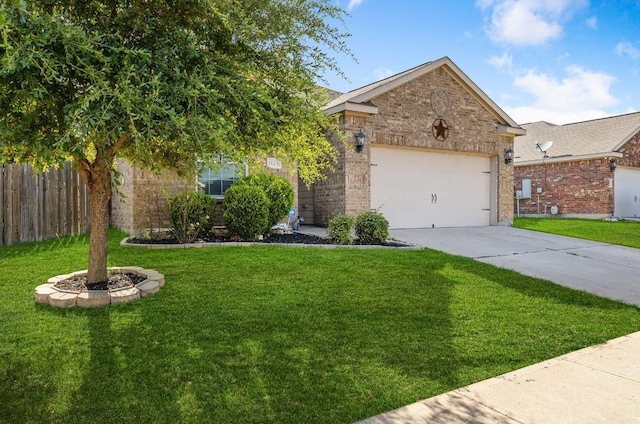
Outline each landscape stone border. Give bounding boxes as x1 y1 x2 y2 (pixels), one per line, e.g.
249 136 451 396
34 267 165 309
120 237 420 250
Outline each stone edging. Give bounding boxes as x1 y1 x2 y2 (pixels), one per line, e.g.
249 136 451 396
120 237 420 250
34 267 164 309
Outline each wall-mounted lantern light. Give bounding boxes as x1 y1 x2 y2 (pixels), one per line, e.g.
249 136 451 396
504 148 514 165
355 130 366 153
610 158 618 172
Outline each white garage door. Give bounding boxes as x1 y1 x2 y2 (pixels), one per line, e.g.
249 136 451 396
615 167 640 218
370 147 491 229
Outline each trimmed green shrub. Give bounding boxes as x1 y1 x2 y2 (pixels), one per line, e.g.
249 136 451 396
223 184 269 239
355 211 389 245
169 192 217 243
239 174 294 227
328 214 355 245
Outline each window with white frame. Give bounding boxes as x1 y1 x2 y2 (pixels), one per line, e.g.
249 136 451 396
198 158 247 197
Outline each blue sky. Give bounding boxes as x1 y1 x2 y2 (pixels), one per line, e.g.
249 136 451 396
322 0 640 125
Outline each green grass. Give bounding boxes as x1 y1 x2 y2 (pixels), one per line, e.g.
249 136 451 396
1 230 639 423
514 217 640 248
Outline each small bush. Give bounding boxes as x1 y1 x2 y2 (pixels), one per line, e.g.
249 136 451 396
169 192 216 243
355 211 389 245
328 214 355 245
239 174 294 227
223 184 269 239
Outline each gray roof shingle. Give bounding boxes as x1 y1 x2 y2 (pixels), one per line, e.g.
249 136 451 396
515 112 640 163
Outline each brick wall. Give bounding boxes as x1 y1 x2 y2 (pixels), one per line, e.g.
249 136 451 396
618 131 640 168
111 160 192 234
314 66 516 226
313 131 347 225
112 158 298 234
514 159 614 216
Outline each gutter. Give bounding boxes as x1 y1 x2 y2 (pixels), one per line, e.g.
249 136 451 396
515 151 624 166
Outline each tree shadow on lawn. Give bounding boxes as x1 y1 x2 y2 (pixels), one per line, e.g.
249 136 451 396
6 244 637 423
439 252 640 366
11 248 460 423
108 248 464 423
63 306 190 423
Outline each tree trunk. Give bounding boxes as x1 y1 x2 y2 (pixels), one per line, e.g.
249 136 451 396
79 159 113 284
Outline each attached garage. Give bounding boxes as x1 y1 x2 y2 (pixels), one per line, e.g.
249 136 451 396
615 167 640 218
370 146 492 228
311 57 524 228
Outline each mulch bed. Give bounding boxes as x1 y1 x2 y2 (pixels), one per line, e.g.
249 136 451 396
126 232 410 247
54 272 147 292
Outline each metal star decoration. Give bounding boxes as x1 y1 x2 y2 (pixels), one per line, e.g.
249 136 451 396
432 119 449 141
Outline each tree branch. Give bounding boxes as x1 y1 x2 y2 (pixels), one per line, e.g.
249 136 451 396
74 157 92 188
111 133 131 157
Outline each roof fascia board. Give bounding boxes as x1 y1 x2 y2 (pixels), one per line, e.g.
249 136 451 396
324 101 379 116
612 127 640 151
441 63 520 128
515 151 624 166
325 102 378 115
347 59 443 104
498 124 526 136
345 56 520 129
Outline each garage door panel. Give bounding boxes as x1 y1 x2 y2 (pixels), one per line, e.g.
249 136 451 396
371 147 491 229
615 167 640 218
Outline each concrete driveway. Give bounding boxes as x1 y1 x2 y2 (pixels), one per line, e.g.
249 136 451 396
390 226 640 308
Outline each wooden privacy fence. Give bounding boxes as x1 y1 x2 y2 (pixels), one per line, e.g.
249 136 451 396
0 162 90 246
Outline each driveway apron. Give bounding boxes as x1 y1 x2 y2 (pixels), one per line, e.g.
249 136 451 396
390 226 640 308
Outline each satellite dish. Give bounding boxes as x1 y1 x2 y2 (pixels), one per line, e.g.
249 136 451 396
536 141 554 157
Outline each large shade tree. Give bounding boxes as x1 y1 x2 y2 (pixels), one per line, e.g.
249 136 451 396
0 0 349 283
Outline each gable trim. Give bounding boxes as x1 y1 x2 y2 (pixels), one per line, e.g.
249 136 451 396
612 127 640 152
324 56 521 129
324 101 379 116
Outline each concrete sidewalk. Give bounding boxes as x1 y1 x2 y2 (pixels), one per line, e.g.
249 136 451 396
358 331 640 424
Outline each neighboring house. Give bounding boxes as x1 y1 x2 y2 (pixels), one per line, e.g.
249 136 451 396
299 56 525 229
513 112 640 219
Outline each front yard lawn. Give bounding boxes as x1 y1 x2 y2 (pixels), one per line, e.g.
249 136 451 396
514 217 640 248
1 229 639 423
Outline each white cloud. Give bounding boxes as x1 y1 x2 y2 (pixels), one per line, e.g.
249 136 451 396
586 16 597 29
373 66 394 81
487 53 513 71
347 0 363 11
507 65 618 124
478 0 587 46
616 41 640 60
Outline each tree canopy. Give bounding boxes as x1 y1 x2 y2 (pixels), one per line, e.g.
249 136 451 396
0 0 350 282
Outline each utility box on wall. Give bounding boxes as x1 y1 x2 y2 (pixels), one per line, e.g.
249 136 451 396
522 179 532 199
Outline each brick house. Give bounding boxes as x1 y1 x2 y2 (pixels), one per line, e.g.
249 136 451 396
300 57 524 228
111 56 524 233
513 112 640 219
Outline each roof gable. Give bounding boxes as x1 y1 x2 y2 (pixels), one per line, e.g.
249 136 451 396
515 112 640 164
324 56 522 134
